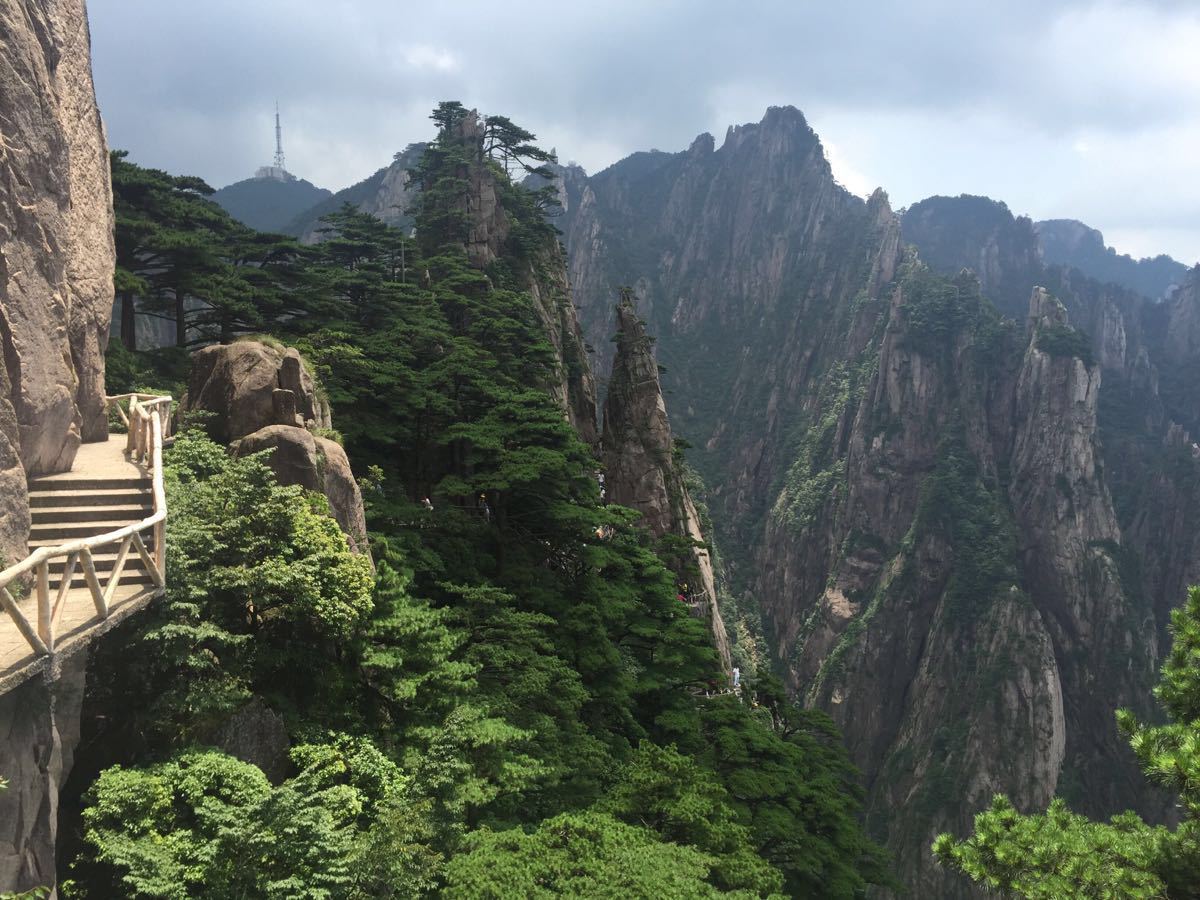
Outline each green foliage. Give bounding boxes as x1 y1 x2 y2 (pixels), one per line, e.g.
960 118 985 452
693 680 896 898
914 428 1020 622
935 586 1200 895
443 811 744 899
96 428 373 747
79 103 891 899
898 263 988 359
600 743 786 894
111 151 307 349
933 797 1170 899
75 743 398 899
1036 323 1095 367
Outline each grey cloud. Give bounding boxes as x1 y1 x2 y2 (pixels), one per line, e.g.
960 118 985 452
87 0 1199 263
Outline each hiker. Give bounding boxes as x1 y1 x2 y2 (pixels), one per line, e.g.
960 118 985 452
732 667 741 688
422 497 434 511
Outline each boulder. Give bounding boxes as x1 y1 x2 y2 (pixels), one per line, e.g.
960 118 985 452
233 426 369 557
210 698 291 784
181 342 330 443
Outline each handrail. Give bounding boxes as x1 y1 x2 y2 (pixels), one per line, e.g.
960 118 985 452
0 394 171 659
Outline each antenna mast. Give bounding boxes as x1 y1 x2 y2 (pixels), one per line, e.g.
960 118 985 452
273 101 286 170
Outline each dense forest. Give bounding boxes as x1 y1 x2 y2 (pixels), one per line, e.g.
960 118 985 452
21 100 1200 900
60 104 899 898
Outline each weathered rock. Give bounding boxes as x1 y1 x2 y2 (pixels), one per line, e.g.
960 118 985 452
0 344 29 569
439 111 598 446
0 3 112 894
180 341 331 443
291 143 425 245
232 425 369 556
603 291 732 673
558 111 1189 894
210 697 291 784
313 436 369 555
0 0 115 576
0 653 86 894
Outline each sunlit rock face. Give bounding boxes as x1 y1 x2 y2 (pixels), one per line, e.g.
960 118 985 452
560 107 1193 895
602 293 732 672
0 0 115 568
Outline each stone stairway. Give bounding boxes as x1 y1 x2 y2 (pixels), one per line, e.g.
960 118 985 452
27 474 155 592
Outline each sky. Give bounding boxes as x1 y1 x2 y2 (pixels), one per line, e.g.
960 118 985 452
88 0 1199 265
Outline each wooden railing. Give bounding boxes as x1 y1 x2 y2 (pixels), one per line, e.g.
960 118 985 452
0 394 171 657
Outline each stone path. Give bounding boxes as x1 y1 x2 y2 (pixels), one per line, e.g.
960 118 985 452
0 436 162 692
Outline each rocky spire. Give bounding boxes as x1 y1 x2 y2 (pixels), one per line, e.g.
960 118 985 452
602 290 732 672
449 110 599 446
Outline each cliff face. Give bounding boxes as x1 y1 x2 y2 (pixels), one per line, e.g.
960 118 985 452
602 292 732 671
0 4 115 891
901 195 1043 317
0 0 114 565
445 112 598 447
560 108 1188 896
286 143 425 244
561 107 899 543
0 655 86 891
1035 218 1190 301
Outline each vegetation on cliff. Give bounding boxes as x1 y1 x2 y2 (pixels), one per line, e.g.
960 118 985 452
935 586 1200 896
73 105 891 897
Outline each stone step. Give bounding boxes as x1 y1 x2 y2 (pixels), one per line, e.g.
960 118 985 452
47 552 149 573
28 487 151 508
49 567 154 590
51 571 152 592
27 475 150 492
29 519 148 542
30 504 152 525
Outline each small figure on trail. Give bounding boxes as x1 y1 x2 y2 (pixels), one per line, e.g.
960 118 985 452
479 494 492 521
732 667 741 688
422 497 434 511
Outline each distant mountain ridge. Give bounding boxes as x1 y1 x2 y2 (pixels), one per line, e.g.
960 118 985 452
211 176 331 234
1035 218 1190 300
283 143 426 242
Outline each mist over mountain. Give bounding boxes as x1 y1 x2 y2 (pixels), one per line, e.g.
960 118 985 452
1035 218 1191 301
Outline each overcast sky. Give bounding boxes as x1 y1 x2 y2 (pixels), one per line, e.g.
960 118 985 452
88 0 1198 264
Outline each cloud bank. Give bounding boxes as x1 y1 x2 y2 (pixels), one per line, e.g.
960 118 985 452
88 0 1199 263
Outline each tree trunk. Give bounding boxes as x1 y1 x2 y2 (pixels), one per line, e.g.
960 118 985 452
119 291 137 350
174 284 186 347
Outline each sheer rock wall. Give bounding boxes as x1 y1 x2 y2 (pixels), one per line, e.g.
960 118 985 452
0 0 114 565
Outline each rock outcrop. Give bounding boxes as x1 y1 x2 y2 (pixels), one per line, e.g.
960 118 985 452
287 143 425 244
1035 218 1189 301
232 425 369 556
602 291 732 672
182 341 368 556
435 111 598 447
0 0 115 565
901 195 1043 317
558 107 1193 896
0 654 86 892
180 341 332 443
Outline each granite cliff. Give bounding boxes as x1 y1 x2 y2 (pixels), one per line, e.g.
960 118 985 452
602 290 732 673
285 143 425 244
558 107 1192 895
0 0 113 891
0 0 114 564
